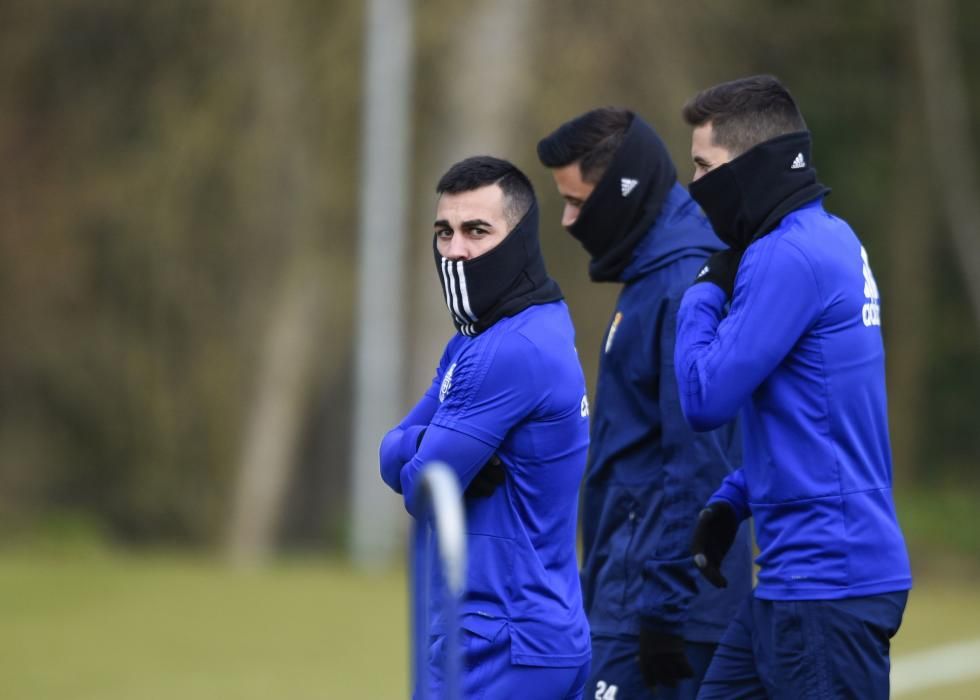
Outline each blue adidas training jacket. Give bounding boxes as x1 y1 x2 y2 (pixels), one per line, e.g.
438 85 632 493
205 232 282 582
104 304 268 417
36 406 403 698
581 183 752 642
380 300 591 667
675 199 912 600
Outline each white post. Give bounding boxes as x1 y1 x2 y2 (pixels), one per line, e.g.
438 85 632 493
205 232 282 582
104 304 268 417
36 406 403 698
350 0 414 568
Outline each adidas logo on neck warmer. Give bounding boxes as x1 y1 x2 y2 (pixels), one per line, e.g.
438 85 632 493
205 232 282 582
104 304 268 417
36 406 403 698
620 177 639 196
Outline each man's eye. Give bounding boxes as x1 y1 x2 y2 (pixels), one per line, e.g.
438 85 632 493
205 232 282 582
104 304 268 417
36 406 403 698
436 229 452 238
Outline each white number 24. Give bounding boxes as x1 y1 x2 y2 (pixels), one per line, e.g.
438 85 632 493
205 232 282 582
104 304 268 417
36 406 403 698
594 680 618 700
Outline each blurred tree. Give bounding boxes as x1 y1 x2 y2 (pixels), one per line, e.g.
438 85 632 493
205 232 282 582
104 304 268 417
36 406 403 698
913 0 980 328
883 76 932 484
0 0 976 553
407 0 542 402
0 1 260 540
0 0 359 544
224 0 330 564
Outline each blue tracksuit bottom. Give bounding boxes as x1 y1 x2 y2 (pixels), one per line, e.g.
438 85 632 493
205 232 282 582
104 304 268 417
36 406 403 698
419 626 590 699
697 591 908 699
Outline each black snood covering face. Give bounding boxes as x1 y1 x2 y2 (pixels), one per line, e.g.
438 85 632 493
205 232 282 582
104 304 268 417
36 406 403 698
687 131 830 251
433 201 562 336
567 116 677 282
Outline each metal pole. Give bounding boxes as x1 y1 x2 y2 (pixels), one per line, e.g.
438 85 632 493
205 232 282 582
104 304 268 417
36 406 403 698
412 462 467 699
412 523 432 699
350 0 414 568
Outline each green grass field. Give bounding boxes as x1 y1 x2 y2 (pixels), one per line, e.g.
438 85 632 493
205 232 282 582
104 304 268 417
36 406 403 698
0 550 409 699
1 549 977 699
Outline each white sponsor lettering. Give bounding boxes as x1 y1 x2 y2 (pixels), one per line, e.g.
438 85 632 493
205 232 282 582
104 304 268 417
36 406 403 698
439 362 456 402
861 246 881 327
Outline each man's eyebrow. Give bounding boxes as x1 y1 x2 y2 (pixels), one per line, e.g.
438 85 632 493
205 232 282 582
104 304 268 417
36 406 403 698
432 217 495 230
461 218 493 229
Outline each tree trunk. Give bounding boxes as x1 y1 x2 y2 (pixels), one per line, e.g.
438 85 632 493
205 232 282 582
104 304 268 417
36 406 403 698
884 91 932 484
409 0 541 401
226 2 324 566
228 266 324 564
912 0 980 328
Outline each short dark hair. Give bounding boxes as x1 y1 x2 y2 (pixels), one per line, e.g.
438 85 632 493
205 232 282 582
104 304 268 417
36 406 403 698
537 107 634 183
436 155 535 228
682 75 807 156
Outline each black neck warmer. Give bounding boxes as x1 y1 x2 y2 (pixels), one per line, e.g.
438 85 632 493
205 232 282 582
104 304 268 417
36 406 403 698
688 131 830 251
434 201 563 336
567 116 677 282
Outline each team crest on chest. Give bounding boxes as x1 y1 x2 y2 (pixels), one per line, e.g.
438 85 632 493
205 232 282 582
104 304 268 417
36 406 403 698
439 362 457 402
605 311 623 354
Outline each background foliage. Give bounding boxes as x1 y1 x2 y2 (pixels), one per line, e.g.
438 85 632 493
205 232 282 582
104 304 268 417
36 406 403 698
0 0 977 566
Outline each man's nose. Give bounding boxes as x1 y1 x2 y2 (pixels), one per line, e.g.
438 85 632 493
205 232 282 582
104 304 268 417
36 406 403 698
445 235 470 261
561 203 579 229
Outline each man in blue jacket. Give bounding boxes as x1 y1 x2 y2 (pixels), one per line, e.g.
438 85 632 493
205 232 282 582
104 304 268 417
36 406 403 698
537 108 752 699
380 156 591 699
675 75 912 699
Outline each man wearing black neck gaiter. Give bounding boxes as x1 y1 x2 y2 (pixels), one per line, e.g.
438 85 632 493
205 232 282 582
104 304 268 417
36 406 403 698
674 75 911 700
380 156 592 698
537 109 752 700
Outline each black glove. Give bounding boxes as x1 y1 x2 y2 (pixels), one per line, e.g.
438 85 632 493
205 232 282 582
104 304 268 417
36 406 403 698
690 501 738 588
637 626 694 690
465 455 505 498
693 248 742 298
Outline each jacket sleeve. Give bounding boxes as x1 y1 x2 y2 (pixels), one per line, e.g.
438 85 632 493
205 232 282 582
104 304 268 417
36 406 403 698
379 343 454 493
398 332 541 517
398 424 498 518
637 295 703 633
379 395 437 494
710 468 751 522
674 236 822 431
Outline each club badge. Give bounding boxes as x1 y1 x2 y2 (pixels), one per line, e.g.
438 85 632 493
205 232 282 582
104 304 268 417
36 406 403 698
605 311 623 354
